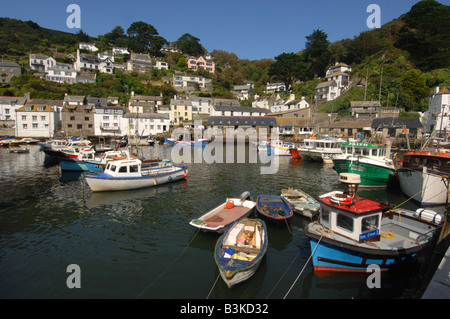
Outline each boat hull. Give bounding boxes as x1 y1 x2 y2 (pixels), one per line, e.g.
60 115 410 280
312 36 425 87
308 238 422 274
84 165 188 192
214 218 268 288
60 159 105 172
189 199 256 233
333 158 394 188
256 195 293 226
397 167 449 205
164 137 208 146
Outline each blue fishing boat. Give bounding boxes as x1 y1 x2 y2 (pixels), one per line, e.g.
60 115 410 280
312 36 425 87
256 195 293 226
304 173 444 275
214 218 268 288
164 137 208 146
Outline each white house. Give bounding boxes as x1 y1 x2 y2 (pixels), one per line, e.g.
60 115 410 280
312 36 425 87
425 86 450 134
252 95 276 110
172 75 212 91
112 47 129 55
79 43 98 52
98 51 115 63
129 93 163 113
0 95 29 121
188 95 213 115
94 106 126 136
29 54 56 72
271 94 309 112
127 53 153 73
15 103 58 138
326 62 352 77
314 80 339 101
124 113 170 136
45 63 77 84
265 82 286 94
233 84 254 100
154 60 169 70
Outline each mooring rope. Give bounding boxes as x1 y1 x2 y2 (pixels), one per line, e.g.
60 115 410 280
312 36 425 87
283 233 323 299
206 273 221 299
135 227 201 299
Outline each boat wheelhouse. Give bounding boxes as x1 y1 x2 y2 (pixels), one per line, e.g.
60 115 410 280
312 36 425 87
297 138 344 163
332 142 395 188
397 149 450 205
304 173 443 274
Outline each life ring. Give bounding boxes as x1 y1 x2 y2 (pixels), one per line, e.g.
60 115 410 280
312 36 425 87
330 192 353 205
380 232 395 239
339 197 353 206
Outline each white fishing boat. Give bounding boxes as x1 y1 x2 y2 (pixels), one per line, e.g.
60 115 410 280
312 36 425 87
267 140 294 156
83 157 188 192
281 188 320 218
189 192 256 233
397 149 450 205
298 137 345 163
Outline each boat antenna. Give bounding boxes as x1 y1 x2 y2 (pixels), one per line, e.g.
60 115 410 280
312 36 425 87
338 173 361 197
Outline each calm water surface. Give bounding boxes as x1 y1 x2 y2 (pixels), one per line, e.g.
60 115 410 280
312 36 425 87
0 144 444 299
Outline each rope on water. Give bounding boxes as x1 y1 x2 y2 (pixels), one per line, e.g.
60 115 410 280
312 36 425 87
135 227 201 299
283 233 323 299
266 248 301 299
206 273 221 299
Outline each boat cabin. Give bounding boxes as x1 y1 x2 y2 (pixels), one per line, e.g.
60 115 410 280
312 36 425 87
318 173 388 242
105 159 143 177
341 142 388 158
303 138 344 151
78 149 96 161
402 150 450 173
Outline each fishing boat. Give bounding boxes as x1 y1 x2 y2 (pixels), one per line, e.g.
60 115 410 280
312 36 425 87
297 137 344 163
397 149 450 205
189 192 256 233
164 137 208 146
256 195 293 226
8 147 30 153
332 141 396 188
281 188 320 219
83 157 188 192
214 218 268 288
60 149 135 172
19 137 39 144
304 173 444 275
267 140 294 156
252 139 270 152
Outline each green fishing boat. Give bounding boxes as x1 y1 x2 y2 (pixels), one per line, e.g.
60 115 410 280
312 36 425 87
332 142 396 188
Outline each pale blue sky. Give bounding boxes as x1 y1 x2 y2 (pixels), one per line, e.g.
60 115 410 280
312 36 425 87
2 0 448 60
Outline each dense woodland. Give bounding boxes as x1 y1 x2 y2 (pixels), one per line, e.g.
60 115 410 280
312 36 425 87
0 0 449 114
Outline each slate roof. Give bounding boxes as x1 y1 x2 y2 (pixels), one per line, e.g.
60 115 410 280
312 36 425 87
207 116 276 127
371 117 423 129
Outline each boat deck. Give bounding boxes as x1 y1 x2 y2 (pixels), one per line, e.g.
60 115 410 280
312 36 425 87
204 206 251 229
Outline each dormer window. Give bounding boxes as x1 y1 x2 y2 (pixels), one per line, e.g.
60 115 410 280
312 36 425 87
25 106 32 111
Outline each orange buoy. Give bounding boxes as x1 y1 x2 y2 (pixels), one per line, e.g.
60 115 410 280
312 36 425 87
225 201 234 209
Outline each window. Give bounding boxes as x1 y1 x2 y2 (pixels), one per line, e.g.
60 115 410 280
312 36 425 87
32 123 38 128
22 124 27 129
77 124 82 129
361 215 379 234
119 166 127 173
321 206 330 224
337 213 353 233
41 116 46 121
85 117 89 121
32 116 37 121
130 165 138 173
22 115 27 120
70 116 75 121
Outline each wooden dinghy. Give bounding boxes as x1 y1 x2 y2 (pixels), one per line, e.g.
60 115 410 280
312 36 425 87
256 194 293 226
214 218 268 288
281 187 320 219
189 191 256 233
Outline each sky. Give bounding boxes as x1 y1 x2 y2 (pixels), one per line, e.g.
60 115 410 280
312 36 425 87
2 0 449 60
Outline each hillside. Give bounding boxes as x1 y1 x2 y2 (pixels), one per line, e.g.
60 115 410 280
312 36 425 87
0 0 449 112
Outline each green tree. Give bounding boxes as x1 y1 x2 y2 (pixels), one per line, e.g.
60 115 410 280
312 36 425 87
104 26 126 44
268 53 305 92
401 69 430 111
175 33 205 56
304 29 331 78
76 29 90 42
127 21 167 56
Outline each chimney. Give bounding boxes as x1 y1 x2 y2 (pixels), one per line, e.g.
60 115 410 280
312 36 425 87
434 87 440 95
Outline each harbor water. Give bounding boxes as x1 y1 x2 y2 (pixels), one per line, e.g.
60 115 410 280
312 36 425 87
0 144 446 299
